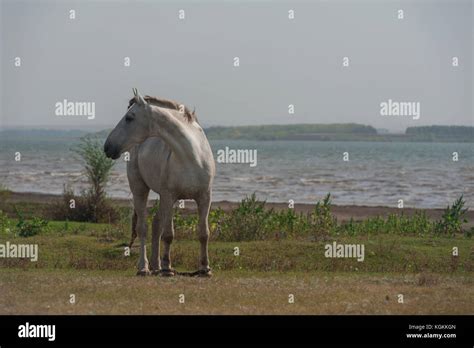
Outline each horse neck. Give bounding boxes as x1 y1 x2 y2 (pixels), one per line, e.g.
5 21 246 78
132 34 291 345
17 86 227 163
148 106 198 162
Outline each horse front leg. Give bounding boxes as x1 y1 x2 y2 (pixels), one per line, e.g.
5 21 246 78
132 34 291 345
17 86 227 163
133 191 150 276
196 191 212 277
159 194 176 276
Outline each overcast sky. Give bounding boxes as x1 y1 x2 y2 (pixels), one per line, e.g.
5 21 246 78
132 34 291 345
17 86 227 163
0 0 472 132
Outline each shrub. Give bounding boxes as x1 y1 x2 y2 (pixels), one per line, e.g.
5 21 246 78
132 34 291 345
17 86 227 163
53 137 119 223
140 193 471 242
173 208 199 240
310 193 336 238
465 227 473 239
53 186 119 223
15 209 48 237
218 193 273 241
268 208 299 239
75 137 115 201
209 207 226 239
0 210 11 234
435 195 468 236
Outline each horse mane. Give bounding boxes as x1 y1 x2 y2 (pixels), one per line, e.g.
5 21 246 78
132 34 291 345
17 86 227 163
128 96 196 123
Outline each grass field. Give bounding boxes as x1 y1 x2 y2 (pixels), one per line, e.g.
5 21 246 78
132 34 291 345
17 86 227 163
1 269 473 315
1 218 473 314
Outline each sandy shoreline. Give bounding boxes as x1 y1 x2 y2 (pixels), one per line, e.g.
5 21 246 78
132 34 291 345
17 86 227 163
2 191 473 225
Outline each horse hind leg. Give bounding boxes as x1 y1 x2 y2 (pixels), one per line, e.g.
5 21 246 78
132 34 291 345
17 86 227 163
129 210 137 249
150 212 161 275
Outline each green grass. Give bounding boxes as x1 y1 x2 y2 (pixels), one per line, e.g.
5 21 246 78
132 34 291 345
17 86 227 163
2 193 471 240
0 193 472 274
1 194 472 314
0 218 472 274
0 215 473 315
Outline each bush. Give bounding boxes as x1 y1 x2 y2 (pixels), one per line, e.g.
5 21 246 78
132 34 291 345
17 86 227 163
173 208 199 240
310 193 336 238
218 193 273 241
53 137 119 223
0 210 11 234
268 208 299 240
75 137 115 197
15 209 48 237
53 186 119 223
435 195 468 236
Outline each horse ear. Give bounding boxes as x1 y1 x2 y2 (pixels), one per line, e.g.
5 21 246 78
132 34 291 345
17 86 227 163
134 89 146 106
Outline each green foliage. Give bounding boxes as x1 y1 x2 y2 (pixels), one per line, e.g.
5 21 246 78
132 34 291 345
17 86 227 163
6 192 469 242
218 193 273 241
336 212 433 237
209 207 226 237
211 194 469 241
0 210 11 234
267 208 299 240
435 195 468 236
53 186 119 223
465 227 473 239
74 137 115 202
173 208 199 240
149 200 160 219
310 193 336 237
14 208 48 237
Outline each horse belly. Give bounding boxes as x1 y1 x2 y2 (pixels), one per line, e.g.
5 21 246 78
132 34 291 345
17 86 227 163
164 162 211 199
135 137 214 199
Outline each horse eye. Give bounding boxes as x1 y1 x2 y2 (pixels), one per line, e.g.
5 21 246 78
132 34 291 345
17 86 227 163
125 114 135 123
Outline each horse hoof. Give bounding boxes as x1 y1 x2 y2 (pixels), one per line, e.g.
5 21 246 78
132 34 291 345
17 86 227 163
136 269 151 276
160 269 176 277
198 269 212 278
151 270 161 276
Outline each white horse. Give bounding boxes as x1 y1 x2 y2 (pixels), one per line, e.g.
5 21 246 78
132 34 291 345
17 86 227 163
104 89 215 277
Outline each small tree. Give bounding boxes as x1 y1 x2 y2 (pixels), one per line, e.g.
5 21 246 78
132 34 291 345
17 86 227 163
56 136 118 223
75 137 115 206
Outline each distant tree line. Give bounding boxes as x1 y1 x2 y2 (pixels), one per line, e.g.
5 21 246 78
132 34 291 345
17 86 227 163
205 123 377 140
405 126 473 140
1 124 472 143
205 124 473 142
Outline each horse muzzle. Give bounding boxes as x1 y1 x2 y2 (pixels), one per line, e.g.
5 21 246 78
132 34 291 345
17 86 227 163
104 142 121 160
